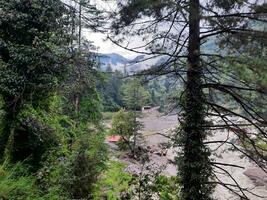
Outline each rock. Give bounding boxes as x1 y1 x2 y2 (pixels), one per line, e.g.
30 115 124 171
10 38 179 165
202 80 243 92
106 142 119 151
243 167 267 186
124 164 141 175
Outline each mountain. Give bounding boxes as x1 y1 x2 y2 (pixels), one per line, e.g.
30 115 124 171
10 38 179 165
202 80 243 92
99 53 162 73
130 55 146 63
98 53 130 71
99 53 129 65
98 38 219 73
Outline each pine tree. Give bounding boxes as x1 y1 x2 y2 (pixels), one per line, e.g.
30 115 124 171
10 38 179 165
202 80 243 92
110 0 267 199
61 0 103 121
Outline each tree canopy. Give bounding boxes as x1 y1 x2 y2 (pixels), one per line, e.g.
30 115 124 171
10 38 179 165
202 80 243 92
0 0 266 199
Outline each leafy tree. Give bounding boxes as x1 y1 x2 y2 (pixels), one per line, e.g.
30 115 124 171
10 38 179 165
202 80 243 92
57 1 107 198
97 70 124 112
0 0 71 166
61 40 102 124
145 75 180 111
121 78 151 111
61 0 103 122
111 109 142 156
63 132 107 199
118 78 150 158
110 0 267 199
0 1 107 199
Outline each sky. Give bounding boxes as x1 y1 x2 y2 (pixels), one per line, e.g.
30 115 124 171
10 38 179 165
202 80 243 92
83 0 140 59
70 0 261 59
84 30 139 59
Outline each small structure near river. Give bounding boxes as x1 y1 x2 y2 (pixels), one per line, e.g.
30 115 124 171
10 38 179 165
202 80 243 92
142 106 152 113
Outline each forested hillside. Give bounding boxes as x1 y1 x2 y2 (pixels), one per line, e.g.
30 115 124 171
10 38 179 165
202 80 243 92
0 0 266 200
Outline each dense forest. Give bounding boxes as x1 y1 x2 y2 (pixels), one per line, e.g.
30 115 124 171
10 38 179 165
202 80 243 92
0 0 266 200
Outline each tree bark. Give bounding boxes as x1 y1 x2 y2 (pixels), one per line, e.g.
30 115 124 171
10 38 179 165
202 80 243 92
78 0 82 48
179 0 213 199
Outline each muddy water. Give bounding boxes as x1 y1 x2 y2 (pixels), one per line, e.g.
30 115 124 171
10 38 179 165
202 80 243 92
140 108 267 200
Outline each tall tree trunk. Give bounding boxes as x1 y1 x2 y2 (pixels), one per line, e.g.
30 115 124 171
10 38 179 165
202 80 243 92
78 0 82 48
178 0 213 199
0 98 20 161
74 0 83 115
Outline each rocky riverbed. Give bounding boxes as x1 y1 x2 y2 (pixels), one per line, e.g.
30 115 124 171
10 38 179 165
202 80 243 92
139 108 267 200
107 107 267 199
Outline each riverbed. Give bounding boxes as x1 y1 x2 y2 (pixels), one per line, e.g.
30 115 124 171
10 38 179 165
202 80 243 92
139 108 267 200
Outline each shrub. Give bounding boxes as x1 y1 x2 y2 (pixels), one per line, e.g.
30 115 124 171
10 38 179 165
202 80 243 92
63 131 108 199
0 161 64 200
0 162 38 200
93 161 132 199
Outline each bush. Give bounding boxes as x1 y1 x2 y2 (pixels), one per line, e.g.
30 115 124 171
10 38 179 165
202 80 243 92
0 161 65 200
66 132 107 199
111 109 143 156
93 161 132 199
10 107 58 170
0 162 38 200
153 176 181 200
102 112 115 121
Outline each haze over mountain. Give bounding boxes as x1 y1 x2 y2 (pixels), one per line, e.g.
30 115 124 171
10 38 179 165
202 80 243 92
99 53 161 73
98 38 217 73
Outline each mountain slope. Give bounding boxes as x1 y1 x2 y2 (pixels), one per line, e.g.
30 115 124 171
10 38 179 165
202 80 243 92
99 53 162 73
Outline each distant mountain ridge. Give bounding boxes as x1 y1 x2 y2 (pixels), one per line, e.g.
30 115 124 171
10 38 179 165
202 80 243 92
99 53 130 66
98 53 159 73
98 39 218 73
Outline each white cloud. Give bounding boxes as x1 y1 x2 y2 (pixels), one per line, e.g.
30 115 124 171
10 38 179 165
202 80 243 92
84 30 139 59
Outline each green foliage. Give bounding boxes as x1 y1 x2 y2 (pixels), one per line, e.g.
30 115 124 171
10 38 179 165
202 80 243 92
121 78 151 110
98 71 171 112
10 106 58 169
79 89 102 124
97 70 124 112
145 76 183 111
61 40 102 122
146 77 168 107
129 173 181 200
0 161 65 200
115 162 182 200
0 0 69 106
0 1 108 200
111 109 135 140
94 161 181 200
239 135 267 161
36 122 108 200
0 0 71 164
98 72 171 112
215 55 267 118
153 176 180 200
0 162 38 200
102 112 116 121
93 161 132 200
111 109 143 157
112 0 267 199
65 132 108 199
